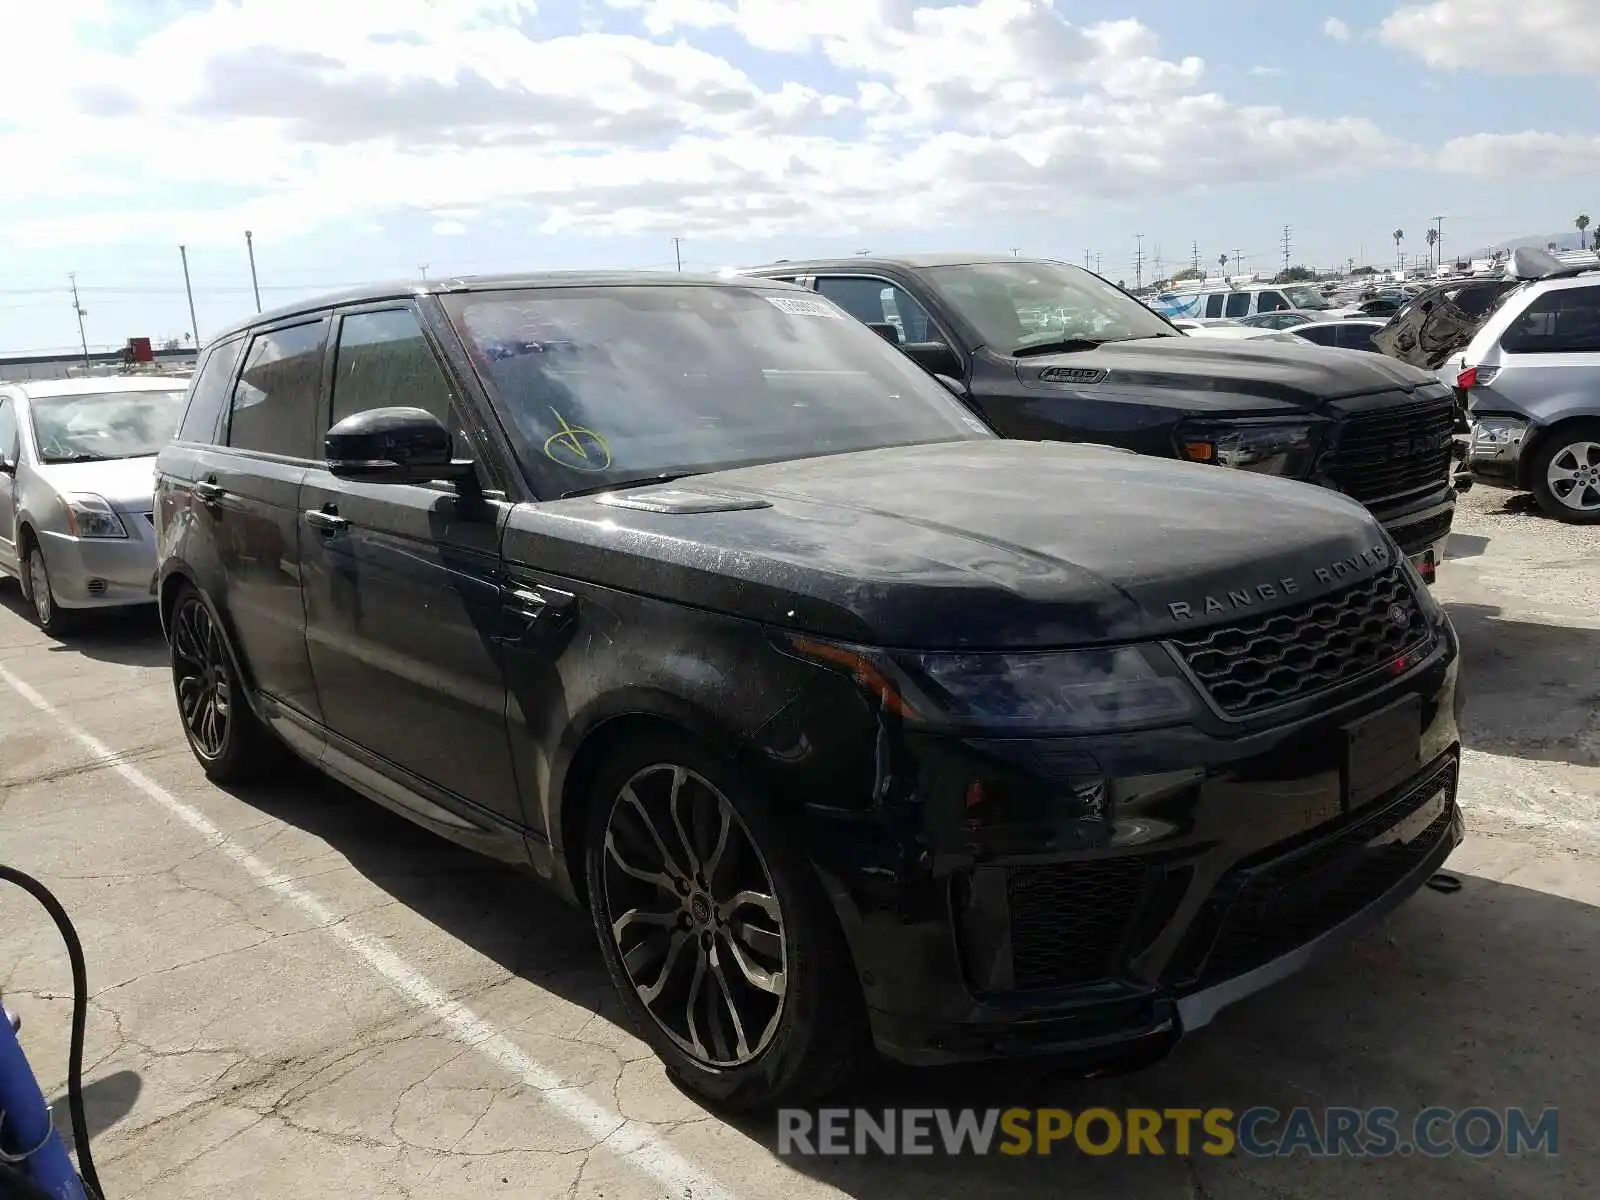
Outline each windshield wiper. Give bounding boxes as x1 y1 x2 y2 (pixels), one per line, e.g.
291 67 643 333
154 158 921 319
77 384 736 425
1011 337 1112 357
561 472 696 500
43 453 116 464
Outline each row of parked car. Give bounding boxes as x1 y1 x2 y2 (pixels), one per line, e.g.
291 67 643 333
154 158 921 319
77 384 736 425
1 257 1469 1110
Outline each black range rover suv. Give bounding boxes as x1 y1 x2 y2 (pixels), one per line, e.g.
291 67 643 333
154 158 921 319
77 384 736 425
743 255 1461 583
153 273 1463 1109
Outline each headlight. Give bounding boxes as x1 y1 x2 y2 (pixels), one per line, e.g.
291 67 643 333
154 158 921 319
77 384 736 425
63 493 128 539
1176 419 1322 478
786 636 1198 734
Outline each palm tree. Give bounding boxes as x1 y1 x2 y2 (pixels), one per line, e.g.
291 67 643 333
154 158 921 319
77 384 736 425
1218 252 1228 277
1578 214 1591 250
1392 229 1404 271
1425 228 1439 267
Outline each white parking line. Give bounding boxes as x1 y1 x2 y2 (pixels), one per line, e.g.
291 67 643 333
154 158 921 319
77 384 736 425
0 662 739 1200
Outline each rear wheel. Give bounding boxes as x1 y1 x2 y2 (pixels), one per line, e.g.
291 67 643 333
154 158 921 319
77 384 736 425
169 584 282 783
583 731 867 1111
1529 421 1600 523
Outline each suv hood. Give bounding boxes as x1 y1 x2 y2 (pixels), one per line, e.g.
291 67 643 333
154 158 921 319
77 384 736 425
1011 334 1435 410
505 441 1397 649
31 456 158 511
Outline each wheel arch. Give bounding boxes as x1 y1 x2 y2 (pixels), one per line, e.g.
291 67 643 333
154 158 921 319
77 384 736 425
1517 412 1600 488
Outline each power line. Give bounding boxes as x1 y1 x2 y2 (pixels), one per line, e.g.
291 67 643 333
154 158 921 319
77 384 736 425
1133 233 1144 291
68 272 89 369
672 236 683 272
1191 240 1200 275
1281 224 1292 274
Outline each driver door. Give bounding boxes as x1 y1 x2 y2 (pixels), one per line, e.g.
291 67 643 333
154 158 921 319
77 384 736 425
813 275 964 378
0 396 18 575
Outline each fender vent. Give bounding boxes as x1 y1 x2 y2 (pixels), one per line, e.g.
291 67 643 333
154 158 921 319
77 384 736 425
1037 367 1108 385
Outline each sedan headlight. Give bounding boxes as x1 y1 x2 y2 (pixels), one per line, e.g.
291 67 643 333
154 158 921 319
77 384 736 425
1176 419 1323 478
63 493 128 539
786 636 1198 734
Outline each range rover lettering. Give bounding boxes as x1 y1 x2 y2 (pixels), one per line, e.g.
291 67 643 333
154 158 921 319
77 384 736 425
154 273 1464 1109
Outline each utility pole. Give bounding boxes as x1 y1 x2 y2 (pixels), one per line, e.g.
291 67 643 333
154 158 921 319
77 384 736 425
1232 249 1244 277
1153 246 1163 283
1133 233 1145 291
418 263 429 280
672 236 683 272
1191 240 1200 275
1083 249 1091 269
1010 246 1022 256
244 230 261 313
1281 224 1292 275
68 272 89 368
177 247 200 351
1432 215 1445 269
1095 253 1102 274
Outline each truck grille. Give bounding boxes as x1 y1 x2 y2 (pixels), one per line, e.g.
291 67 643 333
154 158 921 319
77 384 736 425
1174 756 1458 987
1168 569 1433 716
1326 394 1457 504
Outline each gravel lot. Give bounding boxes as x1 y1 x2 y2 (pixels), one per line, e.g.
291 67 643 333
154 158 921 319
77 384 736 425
0 480 1595 1199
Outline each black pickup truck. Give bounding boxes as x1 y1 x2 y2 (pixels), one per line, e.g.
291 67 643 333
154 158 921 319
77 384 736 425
742 255 1460 581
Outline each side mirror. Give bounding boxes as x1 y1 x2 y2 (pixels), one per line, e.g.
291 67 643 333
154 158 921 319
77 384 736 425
326 407 475 485
866 322 902 346
933 374 968 398
0 456 14 476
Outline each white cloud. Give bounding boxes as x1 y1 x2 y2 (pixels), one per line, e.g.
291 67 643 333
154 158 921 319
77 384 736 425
432 220 468 236
1438 131 1600 178
0 0 1410 249
1323 16 1352 42
1380 1 1594 72
1248 66 1284 76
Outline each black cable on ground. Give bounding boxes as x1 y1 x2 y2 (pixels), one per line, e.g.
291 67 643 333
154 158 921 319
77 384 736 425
0 865 104 1198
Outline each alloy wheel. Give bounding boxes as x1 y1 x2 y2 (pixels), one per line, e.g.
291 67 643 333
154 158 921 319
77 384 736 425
28 550 52 627
600 763 787 1069
1546 440 1600 513
171 596 231 760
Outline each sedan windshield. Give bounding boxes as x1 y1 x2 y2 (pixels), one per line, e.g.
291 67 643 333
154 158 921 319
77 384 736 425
917 260 1179 353
443 285 988 494
29 390 186 463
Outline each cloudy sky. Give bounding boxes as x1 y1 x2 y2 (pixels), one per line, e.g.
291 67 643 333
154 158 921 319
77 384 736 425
1 0 1593 353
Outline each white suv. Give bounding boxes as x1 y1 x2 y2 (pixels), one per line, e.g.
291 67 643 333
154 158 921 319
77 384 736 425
1457 271 1600 523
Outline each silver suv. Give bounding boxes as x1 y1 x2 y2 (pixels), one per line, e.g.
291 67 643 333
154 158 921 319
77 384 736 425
1455 269 1600 523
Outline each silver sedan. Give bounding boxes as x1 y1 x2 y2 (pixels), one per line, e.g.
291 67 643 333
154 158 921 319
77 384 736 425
0 376 190 634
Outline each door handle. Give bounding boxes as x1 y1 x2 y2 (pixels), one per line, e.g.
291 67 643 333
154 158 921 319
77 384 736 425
193 480 225 505
496 582 576 645
305 507 349 535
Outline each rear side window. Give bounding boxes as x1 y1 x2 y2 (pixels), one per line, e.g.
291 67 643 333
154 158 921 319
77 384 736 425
0 398 16 463
228 320 327 459
1204 294 1225 318
177 336 244 444
1341 326 1379 353
1299 325 1339 346
1501 286 1600 354
1224 293 1251 318
330 309 452 428
1259 291 1288 312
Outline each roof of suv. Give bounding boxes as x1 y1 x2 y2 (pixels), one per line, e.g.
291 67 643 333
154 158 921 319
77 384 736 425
208 270 804 346
741 254 1050 275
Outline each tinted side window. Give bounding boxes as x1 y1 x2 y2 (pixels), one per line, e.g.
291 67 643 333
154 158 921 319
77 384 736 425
1224 292 1251 318
1259 291 1288 312
1501 286 1600 354
330 309 453 428
178 336 244 444
0 398 16 462
1204 294 1225 318
1341 326 1379 353
815 277 943 344
228 321 327 458
1299 325 1339 346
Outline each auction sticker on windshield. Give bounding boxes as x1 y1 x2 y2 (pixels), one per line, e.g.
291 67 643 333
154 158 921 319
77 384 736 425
765 295 845 318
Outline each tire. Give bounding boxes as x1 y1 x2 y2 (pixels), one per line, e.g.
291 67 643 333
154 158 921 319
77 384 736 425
22 542 76 637
168 583 282 784
583 730 868 1111
1528 420 1600 524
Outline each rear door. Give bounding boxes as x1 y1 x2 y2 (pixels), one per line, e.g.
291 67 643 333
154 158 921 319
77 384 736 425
298 303 526 835
813 274 965 378
202 318 326 725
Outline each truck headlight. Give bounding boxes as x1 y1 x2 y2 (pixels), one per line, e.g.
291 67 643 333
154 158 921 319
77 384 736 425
63 493 128 539
1176 420 1323 478
786 636 1198 734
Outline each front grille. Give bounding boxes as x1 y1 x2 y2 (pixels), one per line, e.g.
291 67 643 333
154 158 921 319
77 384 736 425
1326 395 1456 504
1181 757 1458 986
1391 507 1453 555
1168 569 1433 716
1006 858 1172 990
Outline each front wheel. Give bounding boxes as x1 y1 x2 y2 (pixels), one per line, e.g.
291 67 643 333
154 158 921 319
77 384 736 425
1529 421 1600 523
169 584 282 783
24 544 75 637
584 732 868 1111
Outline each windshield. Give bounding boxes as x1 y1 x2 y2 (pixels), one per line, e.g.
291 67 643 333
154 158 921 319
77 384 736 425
1281 286 1334 311
919 260 1178 352
28 390 186 463
443 285 988 493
